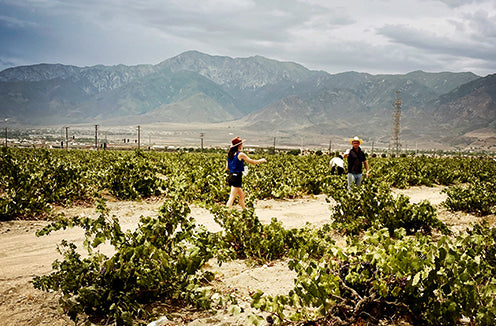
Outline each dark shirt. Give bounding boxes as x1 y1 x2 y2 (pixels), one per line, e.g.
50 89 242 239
347 147 367 174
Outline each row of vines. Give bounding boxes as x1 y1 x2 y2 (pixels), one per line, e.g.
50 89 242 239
1 147 495 220
1 147 496 325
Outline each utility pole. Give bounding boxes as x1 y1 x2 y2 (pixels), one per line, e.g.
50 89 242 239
389 91 402 155
65 126 69 150
273 137 276 150
137 125 141 150
328 139 332 154
3 118 9 147
94 125 99 150
200 132 204 151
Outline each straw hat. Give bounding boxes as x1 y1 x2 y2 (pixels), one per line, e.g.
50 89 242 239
349 136 363 145
230 136 245 148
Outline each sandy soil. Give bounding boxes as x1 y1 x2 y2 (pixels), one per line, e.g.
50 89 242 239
0 185 492 326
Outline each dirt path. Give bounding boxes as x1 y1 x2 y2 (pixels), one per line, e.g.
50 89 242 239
0 186 489 325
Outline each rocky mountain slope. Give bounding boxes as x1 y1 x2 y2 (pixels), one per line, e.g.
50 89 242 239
0 51 494 148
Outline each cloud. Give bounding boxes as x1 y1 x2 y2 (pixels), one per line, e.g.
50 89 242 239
465 9 496 39
131 0 317 44
0 14 37 29
437 0 488 8
0 0 495 75
374 4 496 74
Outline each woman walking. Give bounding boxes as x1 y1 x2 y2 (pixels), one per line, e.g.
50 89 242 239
226 137 266 209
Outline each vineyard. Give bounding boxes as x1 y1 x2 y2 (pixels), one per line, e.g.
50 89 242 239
1 147 496 325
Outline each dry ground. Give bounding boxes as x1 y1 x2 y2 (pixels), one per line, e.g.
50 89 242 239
0 185 493 326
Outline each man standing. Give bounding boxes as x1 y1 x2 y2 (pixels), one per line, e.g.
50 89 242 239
344 136 370 191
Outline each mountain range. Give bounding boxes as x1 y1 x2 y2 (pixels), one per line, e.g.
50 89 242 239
0 50 495 150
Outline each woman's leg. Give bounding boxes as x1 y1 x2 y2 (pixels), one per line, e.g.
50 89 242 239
226 186 237 207
238 188 246 210
227 186 245 208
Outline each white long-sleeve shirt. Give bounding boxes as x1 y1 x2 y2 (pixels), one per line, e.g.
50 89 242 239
330 157 344 168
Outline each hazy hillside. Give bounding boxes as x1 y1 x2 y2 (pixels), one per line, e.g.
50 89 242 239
431 74 496 132
240 70 483 142
1 50 494 149
157 50 325 114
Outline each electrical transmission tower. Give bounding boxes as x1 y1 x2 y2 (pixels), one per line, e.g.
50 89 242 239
390 91 402 155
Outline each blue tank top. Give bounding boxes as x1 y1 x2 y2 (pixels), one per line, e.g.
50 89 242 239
228 152 244 173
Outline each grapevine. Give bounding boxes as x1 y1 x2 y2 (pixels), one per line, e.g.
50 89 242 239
0 148 493 324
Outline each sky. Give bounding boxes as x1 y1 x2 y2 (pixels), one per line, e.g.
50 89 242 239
0 0 496 76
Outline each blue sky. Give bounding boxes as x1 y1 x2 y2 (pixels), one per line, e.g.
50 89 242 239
1 0 496 76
